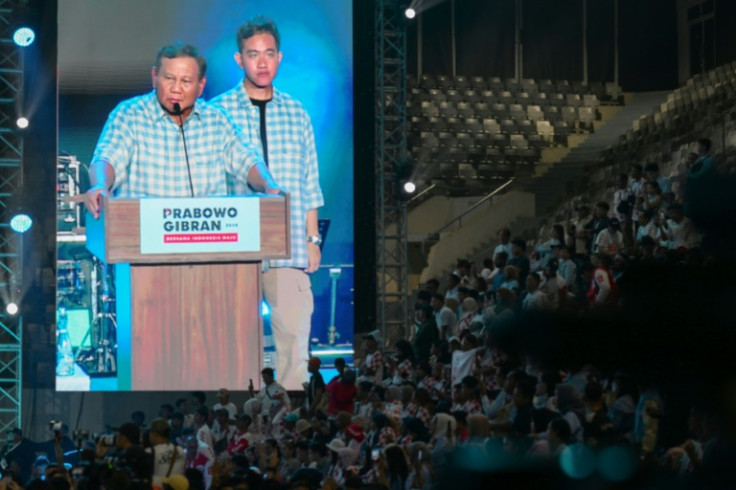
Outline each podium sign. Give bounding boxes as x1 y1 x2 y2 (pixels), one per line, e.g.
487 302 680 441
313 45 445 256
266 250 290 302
86 195 290 391
139 197 261 254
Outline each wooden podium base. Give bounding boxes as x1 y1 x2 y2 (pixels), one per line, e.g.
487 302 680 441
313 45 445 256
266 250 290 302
115 262 262 390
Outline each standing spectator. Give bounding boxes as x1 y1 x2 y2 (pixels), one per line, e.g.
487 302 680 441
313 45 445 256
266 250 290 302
412 303 439 364
508 239 530 287
567 205 593 256
431 294 457 341
326 370 357 416
586 254 617 309
688 138 714 178
557 246 578 293
444 273 461 301
213 389 238 421
584 202 611 254
629 164 645 232
306 357 327 417
148 419 186 486
493 228 513 261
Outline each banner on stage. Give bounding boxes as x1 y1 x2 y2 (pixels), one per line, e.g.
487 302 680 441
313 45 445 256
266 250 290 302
139 197 261 254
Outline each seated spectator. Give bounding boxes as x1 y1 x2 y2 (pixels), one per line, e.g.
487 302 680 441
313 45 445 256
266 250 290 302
582 381 613 447
595 218 624 256
584 202 611 254
429 413 456 473
528 417 573 459
488 251 509 297
406 441 432 490
536 224 565 269
660 203 700 250
388 340 415 386
613 173 634 224
522 272 546 310
500 265 521 293
645 163 671 194
640 180 663 215
359 331 384 385
635 210 662 246
456 297 482 338
554 384 585 443
557 245 578 293
369 413 397 448
607 373 637 443
567 204 593 256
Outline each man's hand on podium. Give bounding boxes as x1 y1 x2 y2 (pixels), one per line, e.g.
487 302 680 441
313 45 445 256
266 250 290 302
264 185 287 196
84 185 109 219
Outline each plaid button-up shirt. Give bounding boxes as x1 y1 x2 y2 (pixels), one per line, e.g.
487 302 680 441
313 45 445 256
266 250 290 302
213 83 324 269
93 91 263 198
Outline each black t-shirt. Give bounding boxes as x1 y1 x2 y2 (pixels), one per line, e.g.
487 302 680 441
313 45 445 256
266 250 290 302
250 98 271 165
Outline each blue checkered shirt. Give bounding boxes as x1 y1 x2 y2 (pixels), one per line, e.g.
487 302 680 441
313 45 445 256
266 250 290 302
212 83 324 269
92 91 264 198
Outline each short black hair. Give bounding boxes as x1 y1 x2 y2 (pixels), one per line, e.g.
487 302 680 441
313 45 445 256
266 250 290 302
698 138 712 151
644 163 659 173
417 290 432 303
596 201 610 211
191 391 206 405
196 406 209 419
334 357 346 367
236 16 281 51
261 367 275 376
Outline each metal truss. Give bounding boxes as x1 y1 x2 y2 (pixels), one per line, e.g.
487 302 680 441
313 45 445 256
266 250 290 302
375 0 410 346
0 0 25 434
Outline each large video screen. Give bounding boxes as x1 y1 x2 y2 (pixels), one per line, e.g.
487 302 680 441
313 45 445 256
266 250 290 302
56 0 354 391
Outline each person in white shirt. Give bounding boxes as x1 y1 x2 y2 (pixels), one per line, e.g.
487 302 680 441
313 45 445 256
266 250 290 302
213 388 238 421
147 419 186 487
194 406 214 452
492 227 513 261
431 294 457 341
557 246 577 293
595 218 624 256
660 204 700 250
635 210 662 246
522 273 546 310
246 367 291 428
444 273 461 301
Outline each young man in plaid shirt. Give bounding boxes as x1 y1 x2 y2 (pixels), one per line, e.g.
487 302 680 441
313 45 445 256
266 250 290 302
214 17 324 390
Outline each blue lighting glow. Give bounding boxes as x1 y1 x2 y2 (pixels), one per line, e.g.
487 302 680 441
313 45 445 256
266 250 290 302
261 301 270 317
9 213 32 233
13 27 35 47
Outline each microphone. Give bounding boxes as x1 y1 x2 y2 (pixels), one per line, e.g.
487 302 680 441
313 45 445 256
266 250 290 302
173 102 195 197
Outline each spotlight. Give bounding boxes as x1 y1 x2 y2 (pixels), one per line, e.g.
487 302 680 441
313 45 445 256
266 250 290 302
6 303 18 315
403 181 416 194
12 27 35 47
9 213 32 234
405 8 416 19
16 117 28 129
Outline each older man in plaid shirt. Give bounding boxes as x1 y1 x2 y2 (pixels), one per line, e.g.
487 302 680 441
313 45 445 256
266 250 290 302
84 42 281 217
213 17 324 390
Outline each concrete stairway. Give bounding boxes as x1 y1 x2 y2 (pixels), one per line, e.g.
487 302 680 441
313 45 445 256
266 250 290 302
527 91 671 216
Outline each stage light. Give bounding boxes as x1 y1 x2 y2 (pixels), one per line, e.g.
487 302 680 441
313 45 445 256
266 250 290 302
403 181 416 194
9 213 32 234
405 8 416 19
261 301 270 317
16 117 28 129
5 303 18 315
12 27 35 47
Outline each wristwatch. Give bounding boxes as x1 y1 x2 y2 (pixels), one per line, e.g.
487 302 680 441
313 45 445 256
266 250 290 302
307 235 322 246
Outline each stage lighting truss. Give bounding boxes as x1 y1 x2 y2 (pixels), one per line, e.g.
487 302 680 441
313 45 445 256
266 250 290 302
0 0 26 433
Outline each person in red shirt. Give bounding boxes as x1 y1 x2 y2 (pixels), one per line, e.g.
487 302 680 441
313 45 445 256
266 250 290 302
586 253 617 309
326 369 357 415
